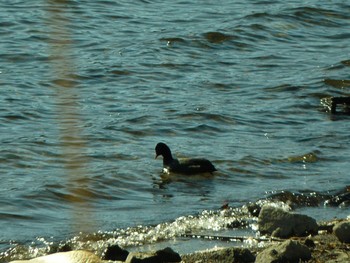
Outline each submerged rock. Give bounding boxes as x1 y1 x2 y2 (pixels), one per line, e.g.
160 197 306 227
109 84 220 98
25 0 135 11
203 31 233 43
125 247 181 263
258 205 318 238
255 240 311 263
333 220 350 243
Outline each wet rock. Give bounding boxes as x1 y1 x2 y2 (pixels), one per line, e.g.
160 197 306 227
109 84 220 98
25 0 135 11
325 191 350 207
125 247 181 263
333 220 350 243
156 247 182 262
58 243 72 252
181 247 255 263
258 205 318 238
9 250 102 263
255 240 311 263
321 95 350 114
268 190 325 207
246 202 261 217
103 244 129 261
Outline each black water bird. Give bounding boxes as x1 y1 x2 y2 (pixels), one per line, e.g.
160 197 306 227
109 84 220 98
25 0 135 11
155 142 217 175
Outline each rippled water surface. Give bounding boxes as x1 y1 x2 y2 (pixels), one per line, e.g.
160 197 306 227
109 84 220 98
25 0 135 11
1 0 350 261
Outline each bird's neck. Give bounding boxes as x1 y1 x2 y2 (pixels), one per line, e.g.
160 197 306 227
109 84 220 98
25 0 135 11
162 152 174 166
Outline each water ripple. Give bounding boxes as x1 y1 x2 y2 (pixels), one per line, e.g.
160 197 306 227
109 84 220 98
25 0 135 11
1 1 350 258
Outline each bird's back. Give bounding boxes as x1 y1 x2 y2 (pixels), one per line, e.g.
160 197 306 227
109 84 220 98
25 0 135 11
168 158 217 174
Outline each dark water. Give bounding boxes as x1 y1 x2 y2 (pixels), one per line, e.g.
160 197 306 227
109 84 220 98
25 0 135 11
1 0 350 261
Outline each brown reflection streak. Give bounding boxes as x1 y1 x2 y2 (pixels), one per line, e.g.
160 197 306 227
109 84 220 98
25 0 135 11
46 0 95 233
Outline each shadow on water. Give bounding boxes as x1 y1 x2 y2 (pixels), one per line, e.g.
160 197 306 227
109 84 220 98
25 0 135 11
46 0 95 234
152 171 216 191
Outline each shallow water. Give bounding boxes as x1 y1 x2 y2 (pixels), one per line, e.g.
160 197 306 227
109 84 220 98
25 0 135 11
1 0 350 261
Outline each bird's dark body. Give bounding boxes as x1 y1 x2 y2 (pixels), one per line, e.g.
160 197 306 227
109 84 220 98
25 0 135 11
155 142 217 175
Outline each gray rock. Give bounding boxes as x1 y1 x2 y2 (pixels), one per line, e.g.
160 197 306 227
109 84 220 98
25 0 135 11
181 247 255 263
125 247 181 263
255 240 311 263
258 205 318 238
333 220 350 243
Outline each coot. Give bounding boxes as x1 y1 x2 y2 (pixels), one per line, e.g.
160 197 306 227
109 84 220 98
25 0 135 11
155 142 217 175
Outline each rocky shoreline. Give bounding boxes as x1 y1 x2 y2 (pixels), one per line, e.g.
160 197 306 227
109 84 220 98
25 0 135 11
9 205 350 263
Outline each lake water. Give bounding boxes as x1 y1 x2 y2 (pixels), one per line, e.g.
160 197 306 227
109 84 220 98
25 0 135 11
1 0 350 261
